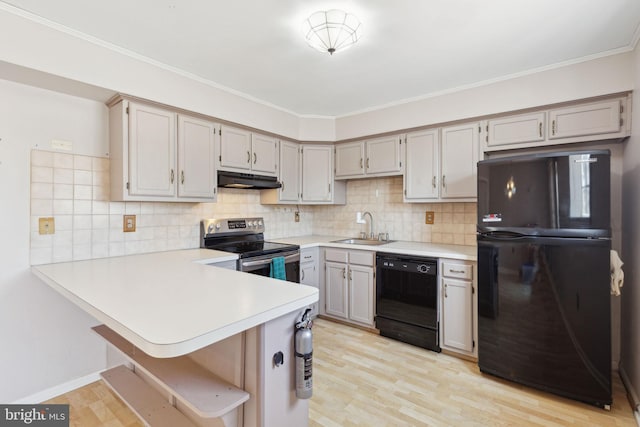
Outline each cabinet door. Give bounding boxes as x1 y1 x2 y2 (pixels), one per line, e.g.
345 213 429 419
301 262 319 317
177 115 216 199
404 129 439 200
441 122 479 199
487 112 545 147
128 103 176 197
325 261 348 319
335 142 364 178
442 277 473 352
219 126 252 171
251 133 278 175
348 265 374 326
366 136 402 175
278 141 300 202
301 145 333 202
548 100 621 140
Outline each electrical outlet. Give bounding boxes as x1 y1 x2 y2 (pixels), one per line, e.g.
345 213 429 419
38 217 55 235
123 215 136 232
294 211 300 222
425 211 435 224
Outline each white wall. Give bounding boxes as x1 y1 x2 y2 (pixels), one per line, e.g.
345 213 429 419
335 53 633 140
0 79 109 402
621 44 640 410
0 5 320 141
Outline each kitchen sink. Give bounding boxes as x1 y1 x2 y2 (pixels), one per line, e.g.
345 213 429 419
330 238 394 246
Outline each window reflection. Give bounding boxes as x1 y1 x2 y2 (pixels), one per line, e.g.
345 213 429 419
569 154 591 218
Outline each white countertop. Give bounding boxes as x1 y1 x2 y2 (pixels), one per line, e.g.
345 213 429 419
274 235 477 261
32 249 318 358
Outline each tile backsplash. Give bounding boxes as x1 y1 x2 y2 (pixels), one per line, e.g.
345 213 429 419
313 177 477 245
30 150 476 265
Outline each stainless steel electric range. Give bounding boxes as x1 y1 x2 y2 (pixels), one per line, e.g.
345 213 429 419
200 217 300 282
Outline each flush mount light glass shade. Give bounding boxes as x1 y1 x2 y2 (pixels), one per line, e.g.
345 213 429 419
302 9 362 55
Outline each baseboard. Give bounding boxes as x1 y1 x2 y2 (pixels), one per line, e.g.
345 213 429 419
11 371 102 404
619 366 640 426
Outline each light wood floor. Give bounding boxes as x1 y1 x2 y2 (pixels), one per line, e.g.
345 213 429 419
46 318 636 426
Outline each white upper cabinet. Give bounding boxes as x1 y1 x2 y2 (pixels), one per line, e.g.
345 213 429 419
548 99 621 140
301 145 346 204
218 125 277 176
177 115 216 199
262 143 345 205
109 100 218 202
127 103 177 197
366 136 403 175
405 123 478 202
440 122 479 199
218 126 252 170
486 112 545 147
335 142 364 178
404 129 439 201
335 135 403 179
483 96 630 152
277 140 300 202
251 133 278 175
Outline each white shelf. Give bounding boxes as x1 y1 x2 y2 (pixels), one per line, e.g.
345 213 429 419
94 325 250 419
101 365 200 427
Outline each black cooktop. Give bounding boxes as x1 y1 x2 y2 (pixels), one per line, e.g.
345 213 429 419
208 240 299 258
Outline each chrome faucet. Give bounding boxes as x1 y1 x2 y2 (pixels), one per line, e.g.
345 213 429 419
362 211 374 239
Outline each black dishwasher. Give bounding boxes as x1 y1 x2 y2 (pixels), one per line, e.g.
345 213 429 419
375 253 440 352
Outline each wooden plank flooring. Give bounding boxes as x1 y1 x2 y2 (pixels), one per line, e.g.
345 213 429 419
45 318 636 426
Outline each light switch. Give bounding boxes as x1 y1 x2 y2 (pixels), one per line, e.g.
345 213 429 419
123 215 136 232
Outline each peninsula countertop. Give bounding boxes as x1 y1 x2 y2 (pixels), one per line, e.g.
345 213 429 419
32 249 318 358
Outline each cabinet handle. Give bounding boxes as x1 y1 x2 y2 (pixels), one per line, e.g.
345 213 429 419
342 268 346 279
432 176 436 188
366 158 370 169
304 255 312 259
170 169 174 184
551 120 556 135
444 284 448 298
539 122 543 137
360 158 363 169
181 170 185 184
449 269 465 274
442 175 446 188
247 151 251 163
253 152 257 164
349 270 352 281
301 269 305 281
281 181 284 191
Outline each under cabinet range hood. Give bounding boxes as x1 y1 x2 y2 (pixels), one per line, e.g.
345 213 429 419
217 170 281 189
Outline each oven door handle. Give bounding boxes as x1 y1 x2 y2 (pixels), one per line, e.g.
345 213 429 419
240 253 300 268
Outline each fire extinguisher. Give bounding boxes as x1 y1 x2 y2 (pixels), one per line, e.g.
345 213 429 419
295 308 313 399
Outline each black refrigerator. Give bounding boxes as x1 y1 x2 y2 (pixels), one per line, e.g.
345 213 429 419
477 150 612 408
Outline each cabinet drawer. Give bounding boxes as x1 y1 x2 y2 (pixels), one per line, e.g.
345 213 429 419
348 250 374 267
325 248 349 263
300 248 317 263
442 262 472 280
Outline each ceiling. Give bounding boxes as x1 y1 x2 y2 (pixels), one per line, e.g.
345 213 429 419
3 0 640 117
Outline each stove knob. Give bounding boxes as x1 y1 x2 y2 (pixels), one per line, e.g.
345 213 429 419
257 220 263 227
208 224 215 233
215 223 221 230
251 221 257 227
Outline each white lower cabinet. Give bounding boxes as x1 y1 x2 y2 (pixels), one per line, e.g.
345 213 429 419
439 259 477 358
300 247 320 317
324 248 374 327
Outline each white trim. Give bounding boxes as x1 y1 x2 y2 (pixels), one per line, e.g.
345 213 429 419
11 371 102 404
0 2 301 118
630 21 640 51
336 47 634 119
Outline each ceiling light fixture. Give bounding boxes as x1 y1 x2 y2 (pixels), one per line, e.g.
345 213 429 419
301 9 362 55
